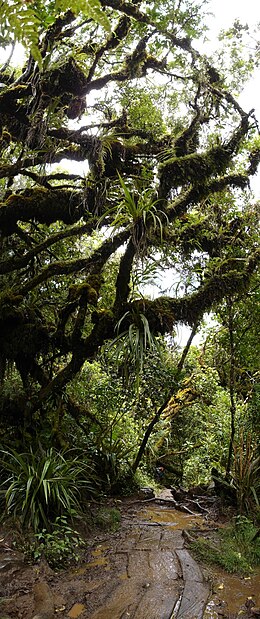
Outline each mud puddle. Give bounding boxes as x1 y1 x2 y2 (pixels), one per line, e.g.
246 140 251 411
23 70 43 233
139 504 260 617
139 506 204 529
73 544 110 573
68 602 86 618
204 569 260 617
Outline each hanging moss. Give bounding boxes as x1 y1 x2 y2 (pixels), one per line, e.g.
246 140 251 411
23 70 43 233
0 290 24 325
0 85 30 114
0 291 50 367
43 58 87 98
0 390 27 425
3 322 48 359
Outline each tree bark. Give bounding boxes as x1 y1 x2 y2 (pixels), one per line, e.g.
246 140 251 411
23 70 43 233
225 296 237 480
132 321 199 473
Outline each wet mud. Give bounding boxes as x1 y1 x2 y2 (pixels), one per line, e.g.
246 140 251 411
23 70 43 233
0 491 259 618
204 570 260 618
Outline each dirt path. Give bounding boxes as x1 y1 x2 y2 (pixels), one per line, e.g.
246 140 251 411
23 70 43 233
84 514 209 619
0 490 211 619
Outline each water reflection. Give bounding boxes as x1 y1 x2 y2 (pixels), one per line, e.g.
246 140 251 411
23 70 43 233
140 506 260 617
140 506 203 529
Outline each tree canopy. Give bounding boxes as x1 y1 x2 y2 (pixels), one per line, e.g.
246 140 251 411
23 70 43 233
0 0 259 440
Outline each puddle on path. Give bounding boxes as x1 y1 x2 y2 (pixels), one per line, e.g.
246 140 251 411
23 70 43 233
204 569 260 617
68 602 85 618
140 507 204 529
139 505 260 617
73 544 110 574
77 557 109 569
92 545 109 557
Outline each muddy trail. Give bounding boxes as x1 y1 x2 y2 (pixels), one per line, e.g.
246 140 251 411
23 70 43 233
0 489 259 619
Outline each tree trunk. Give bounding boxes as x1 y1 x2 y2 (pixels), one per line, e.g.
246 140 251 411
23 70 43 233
132 322 199 473
225 296 236 480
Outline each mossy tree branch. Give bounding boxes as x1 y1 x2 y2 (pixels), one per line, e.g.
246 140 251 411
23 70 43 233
0 0 259 430
18 229 129 295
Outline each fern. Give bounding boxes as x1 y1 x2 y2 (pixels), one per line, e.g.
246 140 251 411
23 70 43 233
0 0 110 69
0 1 42 65
55 0 111 32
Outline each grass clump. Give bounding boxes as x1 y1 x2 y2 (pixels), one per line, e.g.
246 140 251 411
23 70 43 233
191 516 260 575
94 507 121 531
0 446 96 532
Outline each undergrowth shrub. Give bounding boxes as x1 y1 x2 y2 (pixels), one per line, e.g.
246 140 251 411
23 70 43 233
0 446 96 531
232 433 260 514
17 516 86 569
191 515 260 575
94 507 121 531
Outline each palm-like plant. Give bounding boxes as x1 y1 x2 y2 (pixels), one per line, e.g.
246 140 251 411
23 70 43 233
112 308 158 391
112 173 168 250
232 432 260 514
0 446 95 531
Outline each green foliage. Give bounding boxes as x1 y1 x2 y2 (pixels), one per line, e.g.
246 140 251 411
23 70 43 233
218 20 258 91
145 0 209 40
133 468 158 490
169 353 233 486
0 0 110 67
108 173 168 249
113 308 159 392
118 87 166 138
116 309 157 359
55 0 111 33
94 507 121 531
67 361 139 487
67 332 259 496
18 516 85 569
191 516 260 575
66 344 177 487
232 433 260 514
210 275 260 405
0 446 96 531
0 1 42 64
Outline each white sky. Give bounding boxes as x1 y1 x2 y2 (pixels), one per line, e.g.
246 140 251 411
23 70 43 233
207 0 259 30
206 0 260 119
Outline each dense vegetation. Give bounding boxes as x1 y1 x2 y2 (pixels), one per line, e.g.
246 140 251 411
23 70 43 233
0 0 259 531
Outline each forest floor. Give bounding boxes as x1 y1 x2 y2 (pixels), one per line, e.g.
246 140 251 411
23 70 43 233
0 488 259 619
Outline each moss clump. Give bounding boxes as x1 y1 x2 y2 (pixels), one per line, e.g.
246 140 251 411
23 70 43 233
159 146 231 194
69 283 98 305
0 290 24 324
0 290 23 306
0 187 84 233
132 298 176 335
43 58 86 97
